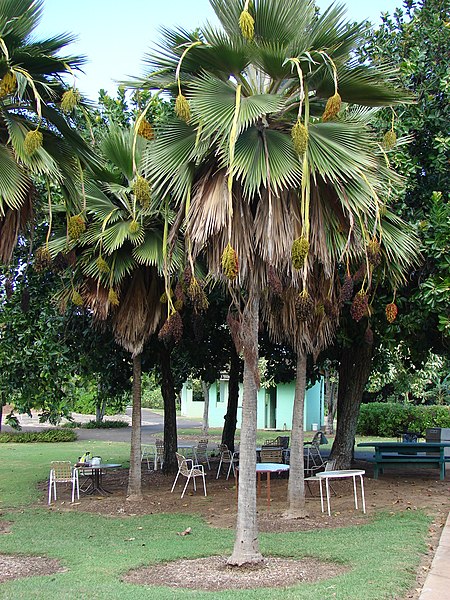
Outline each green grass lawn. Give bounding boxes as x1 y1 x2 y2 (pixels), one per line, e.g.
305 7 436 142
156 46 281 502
0 441 430 599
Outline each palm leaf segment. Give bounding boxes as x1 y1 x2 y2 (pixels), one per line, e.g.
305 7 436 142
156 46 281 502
0 0 96 262
138 0 417 300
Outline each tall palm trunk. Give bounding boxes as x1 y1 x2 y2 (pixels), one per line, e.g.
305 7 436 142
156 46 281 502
330 337 373 469
222 344 241 453
285 350 307 518
228 292 262 566
127 353 142 500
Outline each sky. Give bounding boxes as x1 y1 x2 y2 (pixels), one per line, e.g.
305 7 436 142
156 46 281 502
35 0 404 101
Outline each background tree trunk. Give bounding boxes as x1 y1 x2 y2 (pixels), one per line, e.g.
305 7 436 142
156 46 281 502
201 380 210 437
324 367 338 435
228 293 262 566
330 337 373 469
127 353 142 500
159 345 178 473
95 383 107 424
286 351 308 518
222 345 241 453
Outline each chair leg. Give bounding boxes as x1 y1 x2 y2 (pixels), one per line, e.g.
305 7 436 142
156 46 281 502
181 475 191 498
202 473 207 496
193 474 197 491
216 458 223 479
171 470 181 493
226 462 233 480
48 475 53 505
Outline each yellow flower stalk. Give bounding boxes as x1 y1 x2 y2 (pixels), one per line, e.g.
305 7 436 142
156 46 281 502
0 71 16 97
61 88 80 113
24 128 43 155
291 119 309 156
239 1 254 40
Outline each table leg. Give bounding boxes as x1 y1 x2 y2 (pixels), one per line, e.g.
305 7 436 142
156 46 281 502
360 475 366 514
257 472 261 497
352 475 358 510
267 472 271 511
319 478 324 513
325 478 331 516
235 471 238 500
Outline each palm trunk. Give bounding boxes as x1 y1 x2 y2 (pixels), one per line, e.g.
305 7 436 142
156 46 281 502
201 381 210 437
228 292 262 566
222 345 241 453
330 337 373 469
285 350 307 518
159 344 178 473
127 353 142 500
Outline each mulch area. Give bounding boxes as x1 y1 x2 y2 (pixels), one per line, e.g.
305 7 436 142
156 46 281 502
2 458 449 594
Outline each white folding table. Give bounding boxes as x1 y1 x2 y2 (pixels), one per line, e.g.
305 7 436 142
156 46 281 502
316 469 366 516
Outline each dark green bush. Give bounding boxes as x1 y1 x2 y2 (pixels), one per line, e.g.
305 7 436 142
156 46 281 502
82 420 128 429
357 403 450 436
0 429 77 443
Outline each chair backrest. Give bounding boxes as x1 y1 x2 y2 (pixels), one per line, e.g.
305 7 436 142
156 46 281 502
196 439 208 454
324 459 336 471
51 461 72 480
274 436 290 449
308 431 323 449
175 452 190 476
260 448 283 463
155 439 164 457
263 438 279 446
219 444 233 461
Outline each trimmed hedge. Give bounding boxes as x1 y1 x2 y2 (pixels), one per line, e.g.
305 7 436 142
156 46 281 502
0 429 77 443
62 420 129 429
357 403 450 437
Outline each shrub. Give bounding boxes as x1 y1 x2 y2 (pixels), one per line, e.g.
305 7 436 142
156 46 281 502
0 429 77 443
82 420 128 429
357 403 450 437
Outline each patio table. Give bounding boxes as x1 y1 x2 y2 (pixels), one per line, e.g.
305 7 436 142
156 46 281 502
236 462 289 510
316 469 366 516
76 463 121 496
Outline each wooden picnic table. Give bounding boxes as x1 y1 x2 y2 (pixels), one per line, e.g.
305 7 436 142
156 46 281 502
358 441 450 480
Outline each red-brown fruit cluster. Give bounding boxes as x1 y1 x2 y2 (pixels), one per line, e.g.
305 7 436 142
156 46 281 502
385 302 398 323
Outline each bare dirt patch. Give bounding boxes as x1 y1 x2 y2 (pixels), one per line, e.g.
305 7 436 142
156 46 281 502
123 555 348 591
0 520 12 534
0 554 65 583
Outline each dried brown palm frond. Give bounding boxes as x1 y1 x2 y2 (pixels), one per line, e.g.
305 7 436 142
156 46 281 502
0 190 33 264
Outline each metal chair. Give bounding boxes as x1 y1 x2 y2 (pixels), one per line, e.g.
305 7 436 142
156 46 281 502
48 461 79 504
171 453 207 498
194 439 210 470
154 439 164 470
305 459 337 497
141 444 156 470
304 431 326 476
260 447 284 464
216 444 239 479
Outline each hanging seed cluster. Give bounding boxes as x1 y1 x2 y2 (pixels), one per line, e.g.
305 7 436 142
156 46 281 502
24 129 43 155
385 302 398 323
222 243 239 280
158 311 183 345
21 288 30 312
96 256 110 274
61 88 80 113
138 119 154 140
68 215 86 240
64 250 77 267
239 9 254 40
175 94 191 122
367 238 381 266
108 289 120 306
0 71 16 97
364 326 374 344
295 289 314 322
339 274 354 304
291 237 309 269
52 252 68 273
183 266 192 287
323 297 338 319
291 120 309 156
192 313 204 342
350 290 368 322
352 262 366 283
268 265 283 296
175 282 186 303
383 130 397 150
133 176 151 206
322 92 342 122
34 247 52 272
188 277 209 313
128 220 140 234
72 290 83 306
159 289 174 304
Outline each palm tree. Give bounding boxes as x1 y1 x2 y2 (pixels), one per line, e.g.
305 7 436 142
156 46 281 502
131 0 418 564
51 124 182 499
0 0 94 263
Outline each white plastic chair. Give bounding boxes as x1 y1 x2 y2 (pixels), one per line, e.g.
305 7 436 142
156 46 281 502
171 453 207 498
305 459 336 497
141 444 157 470
48 461 79 504
154 439 164 470
216 444 239 480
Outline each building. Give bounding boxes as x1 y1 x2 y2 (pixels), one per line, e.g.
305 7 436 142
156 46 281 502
180 378 324 431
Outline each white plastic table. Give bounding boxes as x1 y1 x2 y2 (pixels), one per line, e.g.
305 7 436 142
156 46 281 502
316 469 366 516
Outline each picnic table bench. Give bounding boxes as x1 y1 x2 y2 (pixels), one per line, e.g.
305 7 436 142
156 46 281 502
357 441 450 480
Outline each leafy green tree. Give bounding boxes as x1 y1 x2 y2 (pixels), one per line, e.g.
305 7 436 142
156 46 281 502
133 0 416 564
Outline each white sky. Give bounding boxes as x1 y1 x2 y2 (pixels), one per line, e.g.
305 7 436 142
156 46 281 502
35 0 404 100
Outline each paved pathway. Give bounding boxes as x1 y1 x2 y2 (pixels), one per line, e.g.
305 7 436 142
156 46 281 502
419 511 450 600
